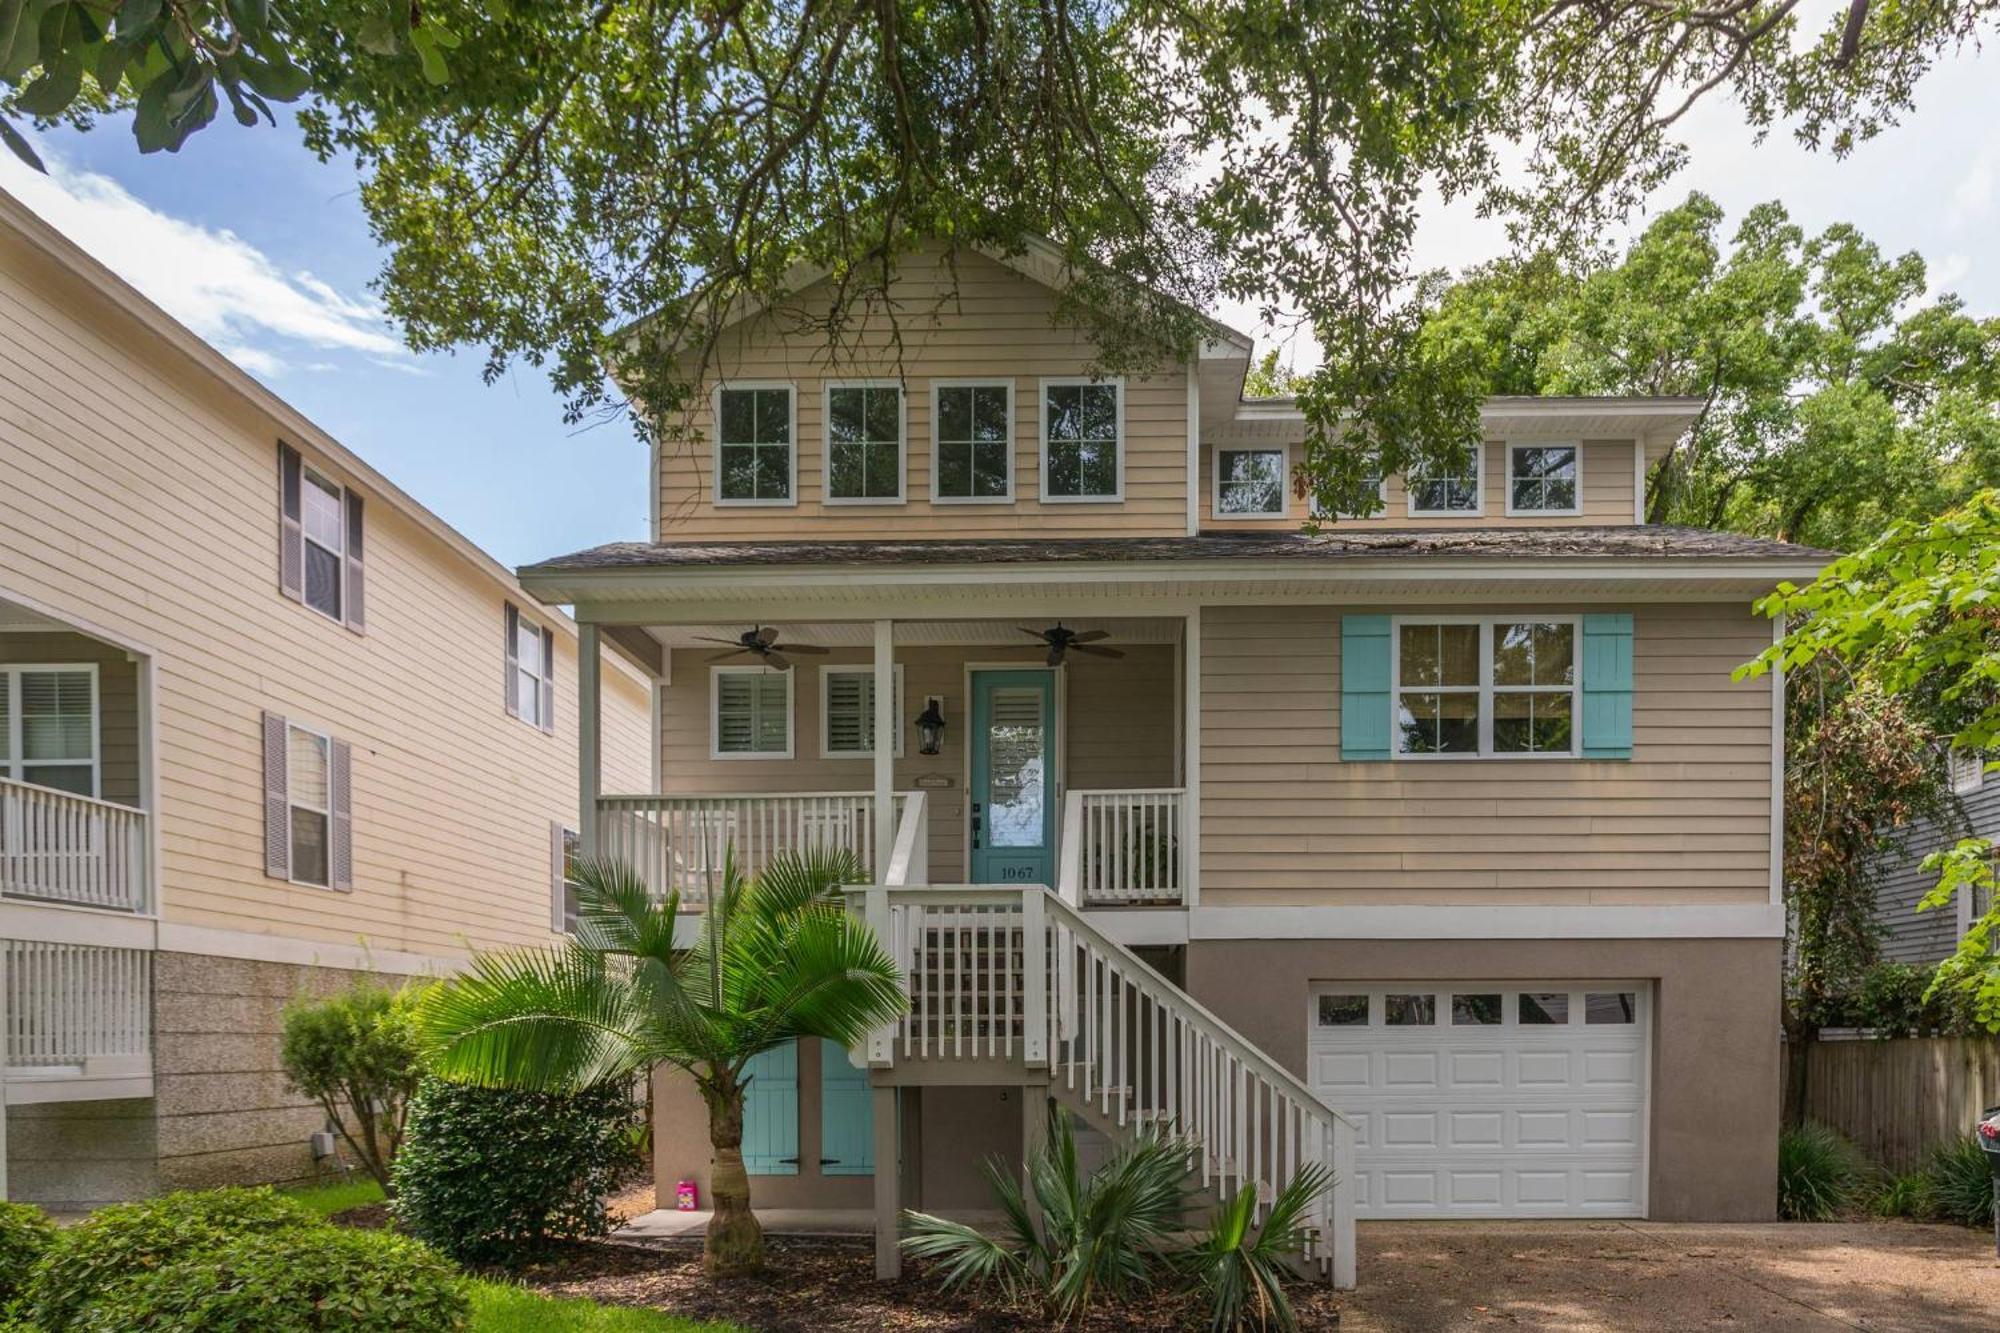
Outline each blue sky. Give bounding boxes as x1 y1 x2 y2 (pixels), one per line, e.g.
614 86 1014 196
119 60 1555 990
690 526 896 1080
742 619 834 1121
4 29 1997 570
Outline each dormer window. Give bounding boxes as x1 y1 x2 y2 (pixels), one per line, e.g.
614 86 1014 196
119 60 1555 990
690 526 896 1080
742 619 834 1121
1508 444 1581 515
1214 446 1287 517
1408 446 1483 516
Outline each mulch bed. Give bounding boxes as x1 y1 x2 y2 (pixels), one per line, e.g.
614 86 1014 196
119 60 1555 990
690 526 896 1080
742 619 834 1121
513 1235 1345 1332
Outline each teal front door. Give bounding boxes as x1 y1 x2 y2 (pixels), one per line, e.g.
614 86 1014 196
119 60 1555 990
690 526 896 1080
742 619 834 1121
970 669 1057 886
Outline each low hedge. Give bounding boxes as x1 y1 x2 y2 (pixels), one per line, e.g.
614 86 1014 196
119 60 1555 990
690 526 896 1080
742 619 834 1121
0 1200 56 1307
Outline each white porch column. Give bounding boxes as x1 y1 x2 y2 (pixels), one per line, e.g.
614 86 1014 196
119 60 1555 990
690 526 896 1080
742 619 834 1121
578 622 602 855
872 1084 901 1278
872 620 895 883
1183 607 1201 910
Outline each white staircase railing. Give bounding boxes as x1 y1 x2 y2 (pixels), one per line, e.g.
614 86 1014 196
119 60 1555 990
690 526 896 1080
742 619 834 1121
850 883 1356 1288
1060 788 1186 907
596 792 912 902
2 939 152 1076
0 776 150 913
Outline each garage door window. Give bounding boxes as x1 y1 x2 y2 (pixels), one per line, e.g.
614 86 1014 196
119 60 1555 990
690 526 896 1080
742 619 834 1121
1519 992 1569 1024
1586 991 1637 1024
1384 994 1435 1025
1452 993 1502 1025
1318 994 1369 1026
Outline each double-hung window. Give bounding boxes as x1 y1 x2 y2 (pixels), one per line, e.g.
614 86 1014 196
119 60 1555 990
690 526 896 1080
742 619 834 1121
825 383 904 503
278 443 364 632
1042 379 1122 501
0 665 97 797
715 385 795 504
933 382 1012 501
1214 446 1287 517
302 468 346 620
287 722 332 887
1395 618 1579 757
1407 445 1484 516
821 666 903 758
1507 443 1581 515
712 667 792 758
504 603 556 731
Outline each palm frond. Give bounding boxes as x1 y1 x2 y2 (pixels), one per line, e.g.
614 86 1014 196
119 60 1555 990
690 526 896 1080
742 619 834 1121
420 943 648 1091
727 909 907 1061
569 854 679 962
900 1210 1032 1298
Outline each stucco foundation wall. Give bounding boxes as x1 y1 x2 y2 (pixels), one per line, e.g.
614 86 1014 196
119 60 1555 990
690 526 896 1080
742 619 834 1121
1184 936 1781 1222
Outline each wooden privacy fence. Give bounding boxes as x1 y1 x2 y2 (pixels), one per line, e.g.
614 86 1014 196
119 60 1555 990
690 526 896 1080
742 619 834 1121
1790 1037 2000 1172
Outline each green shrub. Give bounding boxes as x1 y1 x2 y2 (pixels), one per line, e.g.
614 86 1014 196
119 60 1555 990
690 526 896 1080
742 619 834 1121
393 1076 640 1267
1916 1136 1996 1229
1872 1170 1931 1218
281 979 430 1193
0 1200 56 1306
21 1186 319 1331
1777 1122 1874 1221
72 1225 468 1332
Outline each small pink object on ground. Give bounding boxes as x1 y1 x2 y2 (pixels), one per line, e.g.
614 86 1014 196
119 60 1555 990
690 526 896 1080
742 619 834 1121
675 1179 698 1211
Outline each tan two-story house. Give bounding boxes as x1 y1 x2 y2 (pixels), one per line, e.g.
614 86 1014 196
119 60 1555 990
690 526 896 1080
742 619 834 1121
521 242 1823 1286
0 192 654 1208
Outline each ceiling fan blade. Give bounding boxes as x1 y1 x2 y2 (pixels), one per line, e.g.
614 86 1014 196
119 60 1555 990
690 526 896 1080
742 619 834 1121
1070 629 1112 643
1018 627 1052 640
1046 645 1066 667
754 625 781 645
781 643 830 655
694 637 746 647
707 648 751 662
1070 643 1125 659
763 651 793 671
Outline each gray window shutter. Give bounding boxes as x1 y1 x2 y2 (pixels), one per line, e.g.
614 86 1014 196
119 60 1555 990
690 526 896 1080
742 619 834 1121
330 739 354 890
550 820 569 933
503 603 520 716
262 711 289 878
277 443 304 602
540 626 556 734
343 490 366 633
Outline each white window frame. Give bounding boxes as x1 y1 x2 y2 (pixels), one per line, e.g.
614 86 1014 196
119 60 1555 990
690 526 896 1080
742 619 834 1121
930 379 1016 505
1505 441 1584 517
820 664 906 760
1211 443 1289 520
1038 376 1125 503
512 613 554 729
709 664 794 760
1389 614 1583 760
1948 749 1986 795
711 381 799 508
300 465 347 623
554 822 582 934
1405 442 1487 518
1309 471 1390 522
0 663 101 798
285 718 333 888
822 380 907 506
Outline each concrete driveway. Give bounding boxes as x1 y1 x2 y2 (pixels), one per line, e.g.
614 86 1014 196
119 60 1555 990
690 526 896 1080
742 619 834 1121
1339 1220 1998 1332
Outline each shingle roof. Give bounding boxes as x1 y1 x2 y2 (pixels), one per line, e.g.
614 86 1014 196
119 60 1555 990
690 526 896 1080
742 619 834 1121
523 526 1830 574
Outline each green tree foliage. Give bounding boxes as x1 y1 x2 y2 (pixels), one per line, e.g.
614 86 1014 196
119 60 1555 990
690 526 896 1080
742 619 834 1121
1417 192 2000 549
279 978 429 1194
418 848 905 1278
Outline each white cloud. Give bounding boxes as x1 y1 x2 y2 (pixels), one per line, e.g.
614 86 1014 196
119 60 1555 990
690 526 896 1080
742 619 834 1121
0 150 409 376
1947 150 1996 229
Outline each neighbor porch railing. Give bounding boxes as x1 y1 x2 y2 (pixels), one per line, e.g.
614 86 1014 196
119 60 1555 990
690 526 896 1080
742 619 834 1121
0 776 150 913
1059 787 1186 907
2 939 152 1078
594 791 915 902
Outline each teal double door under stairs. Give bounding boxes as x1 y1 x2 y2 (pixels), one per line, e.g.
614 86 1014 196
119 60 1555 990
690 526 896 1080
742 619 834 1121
741 1038 874 1176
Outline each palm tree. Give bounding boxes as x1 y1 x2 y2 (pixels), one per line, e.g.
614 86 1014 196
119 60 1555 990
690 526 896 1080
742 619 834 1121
419 847 906 1276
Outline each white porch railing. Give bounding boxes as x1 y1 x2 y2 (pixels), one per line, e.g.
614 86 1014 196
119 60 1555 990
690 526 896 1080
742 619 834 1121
850 883 1356 1288
595 792 913 902
0 776 150 913
1060 787 1186 907
2 939 152 1074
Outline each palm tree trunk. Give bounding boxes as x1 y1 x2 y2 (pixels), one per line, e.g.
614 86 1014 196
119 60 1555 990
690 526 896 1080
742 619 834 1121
703 1081 764 1276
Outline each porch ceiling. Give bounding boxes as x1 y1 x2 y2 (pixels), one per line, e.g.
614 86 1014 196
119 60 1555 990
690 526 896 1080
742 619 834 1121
648 617 1185 647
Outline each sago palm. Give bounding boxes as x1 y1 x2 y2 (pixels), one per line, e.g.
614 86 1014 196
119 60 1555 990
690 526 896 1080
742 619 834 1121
419 847 906 1276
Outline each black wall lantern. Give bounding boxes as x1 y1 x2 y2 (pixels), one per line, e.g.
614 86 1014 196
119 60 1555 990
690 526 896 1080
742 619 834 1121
915 695 947 756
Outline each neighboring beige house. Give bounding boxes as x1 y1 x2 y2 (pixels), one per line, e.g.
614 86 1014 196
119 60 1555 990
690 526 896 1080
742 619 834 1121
521 242 1825 1287
0 191 653 1208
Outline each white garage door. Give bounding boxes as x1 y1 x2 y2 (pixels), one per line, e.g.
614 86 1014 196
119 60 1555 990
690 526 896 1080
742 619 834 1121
1307 983 1650 1218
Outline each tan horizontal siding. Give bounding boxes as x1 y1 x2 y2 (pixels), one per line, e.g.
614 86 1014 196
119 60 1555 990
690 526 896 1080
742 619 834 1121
1198 601 1774 907
0 225 651 955
656 248 1191 539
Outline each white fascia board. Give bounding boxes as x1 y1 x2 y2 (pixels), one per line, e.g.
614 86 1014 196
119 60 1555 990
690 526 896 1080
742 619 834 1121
1189 903 1786 940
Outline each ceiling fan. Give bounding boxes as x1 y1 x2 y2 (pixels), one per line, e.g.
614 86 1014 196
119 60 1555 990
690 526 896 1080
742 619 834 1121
698 626 829 671
1020 623 1124 666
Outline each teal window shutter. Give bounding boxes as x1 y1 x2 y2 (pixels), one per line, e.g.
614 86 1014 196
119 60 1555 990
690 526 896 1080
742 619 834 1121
741 1039 799 1175
818 1039 875 1176
1581 613 1634 759
1341 615 1393 760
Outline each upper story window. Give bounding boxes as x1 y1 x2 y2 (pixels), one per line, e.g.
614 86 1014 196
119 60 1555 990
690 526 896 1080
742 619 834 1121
1407 445 1483 516
1508 444 1581 515
1395 618 1578 758
287 722 331 887
278 442 365 632
933 382 1013 502
302 470 346 618
712 666 792 758
261 710 352 890
1949 749 1986 795
1214 446 1287 517
0 665 97 797
505 603 556 732
714 385 795 505
1042 379 1122 501
825 384 904 504
1310 470 1388 521
822 665 904 758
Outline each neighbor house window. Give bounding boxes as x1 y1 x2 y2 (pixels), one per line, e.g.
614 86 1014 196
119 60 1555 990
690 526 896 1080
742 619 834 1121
715 385 794 504
504 603 556 731
1395 618 1579 758
1407 446 1483 515
287 722 332 887
1507 444 1581 515
712 667 792 758
821 666 904 758
825 384 904 503
0 666 97 797
1042 379 1121 500
1215 447 1286 517
302 468 346 620
933 382 1013 501
1949 749 1986 795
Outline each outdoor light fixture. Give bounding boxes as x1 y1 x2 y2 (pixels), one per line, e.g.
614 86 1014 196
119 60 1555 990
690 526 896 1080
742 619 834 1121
915 696 947 756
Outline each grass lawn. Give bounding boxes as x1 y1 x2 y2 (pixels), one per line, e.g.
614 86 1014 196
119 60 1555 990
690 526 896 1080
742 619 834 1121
282 1176 387 1218
468 1280 747 1332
